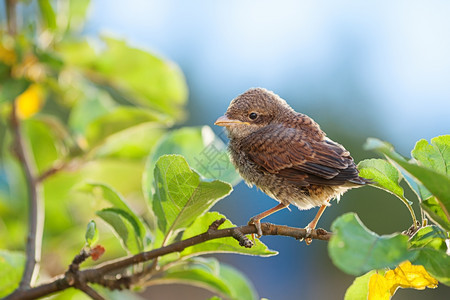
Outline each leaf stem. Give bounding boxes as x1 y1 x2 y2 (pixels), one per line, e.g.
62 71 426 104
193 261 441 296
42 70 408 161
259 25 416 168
397 194 418 230
404 199 418 230
76 284 105 300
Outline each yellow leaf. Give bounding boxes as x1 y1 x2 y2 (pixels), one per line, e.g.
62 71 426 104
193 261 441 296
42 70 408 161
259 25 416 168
386 261 438 295
368 261 438 300
15 84 45 119
368 273 391 300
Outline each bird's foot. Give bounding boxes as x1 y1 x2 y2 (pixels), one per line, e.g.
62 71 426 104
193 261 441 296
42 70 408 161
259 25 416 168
248 217 263 238
298 226 313 244
304 226 313 245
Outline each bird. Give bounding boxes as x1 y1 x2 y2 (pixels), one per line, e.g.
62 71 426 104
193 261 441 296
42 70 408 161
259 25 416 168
215 87 369 244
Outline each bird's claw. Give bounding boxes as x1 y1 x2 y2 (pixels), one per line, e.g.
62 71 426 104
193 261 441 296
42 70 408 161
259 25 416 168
248 217 263 238
304 226 313 245
305 226 313 238
298 226 313 245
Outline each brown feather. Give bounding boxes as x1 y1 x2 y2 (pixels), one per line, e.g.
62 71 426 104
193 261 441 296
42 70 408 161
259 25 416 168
240 123 364 187
216 87 369 213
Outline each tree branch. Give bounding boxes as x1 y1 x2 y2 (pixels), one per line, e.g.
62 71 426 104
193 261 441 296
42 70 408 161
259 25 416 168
65 248 106 300
36 161 68 182
5 222 331 300
5 0 17 35
76 284 105 300
10 101 44 289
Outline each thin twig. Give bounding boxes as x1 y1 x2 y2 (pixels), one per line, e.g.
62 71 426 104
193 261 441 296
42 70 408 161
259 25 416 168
11 101 44 289
67 249 106 299
76 284 105 300
7 1 44 289
36 161 68 182
4 222 331 300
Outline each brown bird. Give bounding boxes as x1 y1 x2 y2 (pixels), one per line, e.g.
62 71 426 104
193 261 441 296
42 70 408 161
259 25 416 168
215 88 369 243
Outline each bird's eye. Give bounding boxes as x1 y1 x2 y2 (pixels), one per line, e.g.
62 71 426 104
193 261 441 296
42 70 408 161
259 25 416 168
249 112 258 120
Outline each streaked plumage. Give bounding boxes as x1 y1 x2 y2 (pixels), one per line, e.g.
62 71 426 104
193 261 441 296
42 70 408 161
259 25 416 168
215 88 369 241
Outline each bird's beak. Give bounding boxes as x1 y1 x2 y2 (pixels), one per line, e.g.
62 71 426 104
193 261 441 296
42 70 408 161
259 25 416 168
214 115 249 127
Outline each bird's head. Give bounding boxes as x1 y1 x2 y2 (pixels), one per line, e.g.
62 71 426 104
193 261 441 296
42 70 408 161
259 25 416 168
215 88 294 139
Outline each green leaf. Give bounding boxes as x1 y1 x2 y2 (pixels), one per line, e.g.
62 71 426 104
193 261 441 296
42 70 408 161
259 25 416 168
421 197 450 231
43 0 91 34
411 136 450 201
38 0 57 30
409 225 447 251
408 225 450 285
144 126 240 201
411 135 450 176
152 155 232 245
159 257 257 300
77 183 135 217
86 106 166 146
357 158 416 225
181 211 277 258
358 159 405 199
96 208 143 254
24 118 68 173
0 78 31 104
98 37 188 117
365 137 450 225
218 263 257 300
56 38 97 66
0 250 25 297
328 213 417 276
85 220 99 247
70 88 166 158
57 37 188 119
77 183 146 252
344 270 377 300
34 49 64 71
399 170 423 202
68 89 115 136
77 159 144 194
93 123 166 159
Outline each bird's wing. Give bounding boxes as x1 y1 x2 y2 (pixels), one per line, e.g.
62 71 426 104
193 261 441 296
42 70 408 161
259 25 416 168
241 124 364 186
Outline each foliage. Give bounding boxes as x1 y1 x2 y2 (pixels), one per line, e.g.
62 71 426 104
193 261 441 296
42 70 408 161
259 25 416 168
329 213 417 276
0 1 259 299
180 211 276 258
0 250 25 298
329 135 450 299
0 1 448 299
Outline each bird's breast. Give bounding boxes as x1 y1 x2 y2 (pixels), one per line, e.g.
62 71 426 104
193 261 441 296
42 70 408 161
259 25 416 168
228 145 261 188
228 141 346 210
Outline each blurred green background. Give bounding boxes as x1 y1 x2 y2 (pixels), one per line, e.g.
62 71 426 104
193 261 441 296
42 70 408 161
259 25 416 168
1 0 449 299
